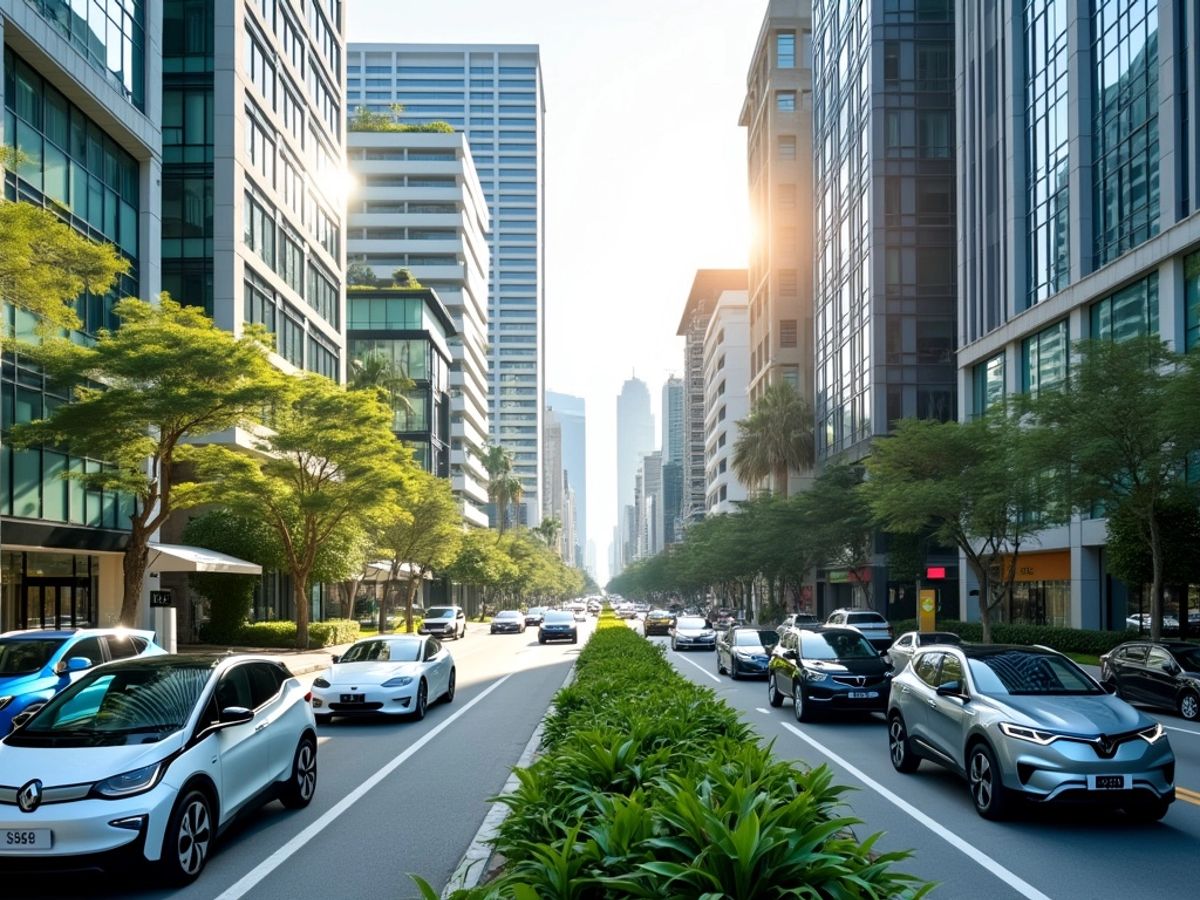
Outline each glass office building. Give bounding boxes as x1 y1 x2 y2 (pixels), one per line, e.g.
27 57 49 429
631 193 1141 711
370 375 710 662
346 43 545 526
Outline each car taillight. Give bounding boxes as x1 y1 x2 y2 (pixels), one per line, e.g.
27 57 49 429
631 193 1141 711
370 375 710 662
304 691 313 703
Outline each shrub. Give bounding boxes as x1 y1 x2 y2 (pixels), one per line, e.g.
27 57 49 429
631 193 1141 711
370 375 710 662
889 618 1139 655
219 619 361 649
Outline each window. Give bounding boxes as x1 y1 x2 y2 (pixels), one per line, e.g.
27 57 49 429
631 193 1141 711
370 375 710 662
1022 320 1069 396
916 320 953 364
972 353 1005 416
777 31 796 68
936 653 963 688
914 653 942 685
884 41 901 81
777 135 797 160
1187 252 1200 351
245 106 276 187
779 319 798 348
245 30 276 109
917 110 951 158
27 0 146 108
1089 272 1159 342
776 91 796 112
915 45 951 88
243 189 276 268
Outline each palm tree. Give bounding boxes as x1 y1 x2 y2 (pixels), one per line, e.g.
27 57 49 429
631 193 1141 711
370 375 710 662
731 382 814 498
535 516 563 554
476 443 524 532
349 351 414 423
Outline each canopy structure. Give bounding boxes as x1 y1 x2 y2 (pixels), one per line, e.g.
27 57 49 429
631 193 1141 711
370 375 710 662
146 543 263 575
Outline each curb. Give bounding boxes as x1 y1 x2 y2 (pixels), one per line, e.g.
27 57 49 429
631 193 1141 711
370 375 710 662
441 664 577 897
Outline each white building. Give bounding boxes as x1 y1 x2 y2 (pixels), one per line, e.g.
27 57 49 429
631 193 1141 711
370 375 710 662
346 129 491 527
703 290 751 515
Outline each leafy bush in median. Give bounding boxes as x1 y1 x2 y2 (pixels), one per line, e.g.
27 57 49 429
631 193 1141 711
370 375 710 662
418 625 931 899
889 619 1139 655
218 619 361 649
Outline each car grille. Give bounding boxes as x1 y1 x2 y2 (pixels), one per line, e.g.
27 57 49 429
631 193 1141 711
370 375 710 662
831 675 887 688
329 702 384 711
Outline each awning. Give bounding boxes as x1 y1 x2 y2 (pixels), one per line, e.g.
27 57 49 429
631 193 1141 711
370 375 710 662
146 543 263 575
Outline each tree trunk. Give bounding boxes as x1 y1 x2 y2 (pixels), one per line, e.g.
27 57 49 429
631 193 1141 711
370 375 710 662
293 574 311 650
404 574 422 633
120 524 151 627
1149 512 1164 642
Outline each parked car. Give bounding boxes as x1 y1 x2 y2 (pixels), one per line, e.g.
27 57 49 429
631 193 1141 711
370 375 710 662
417 606 467 640
886 630 963 672
711 608 737 630
0 654 316 882
1100 641 1200 721
310 634 454 723
768 627 891 720
777 613 821 634
887 644 1174 821
716 627 778 679
825 608 894 651
670 616 716 652
490 611 526 635
0 628 166 734
1125 613 1182 634
643 609 675 636
538 610 578 644
524 607 547 626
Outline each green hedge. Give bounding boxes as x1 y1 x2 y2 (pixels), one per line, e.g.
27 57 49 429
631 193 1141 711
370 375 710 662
217 619 361 649
889 618 1140 655
417 625 931 898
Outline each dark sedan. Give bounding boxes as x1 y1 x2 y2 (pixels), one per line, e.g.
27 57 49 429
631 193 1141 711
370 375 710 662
716 627 778 679
538 610 578 644
490 610 526 634
1100 640 1200 721
768 627 892 721
643 609 675 636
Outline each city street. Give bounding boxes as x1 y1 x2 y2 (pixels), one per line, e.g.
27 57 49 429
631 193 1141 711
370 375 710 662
642 625 1200 900
7 620 593 900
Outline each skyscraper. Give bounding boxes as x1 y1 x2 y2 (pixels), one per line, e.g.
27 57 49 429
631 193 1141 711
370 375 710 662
547 390 587 563
542 404 564 543
614 376 654 575
346 43 546 526
661 376 684 465
703 291 751 514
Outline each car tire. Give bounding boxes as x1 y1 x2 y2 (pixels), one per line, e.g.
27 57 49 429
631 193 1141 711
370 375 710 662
160 787 214 885
539 636 546 645
279 735 318 809
968 742 1010 820
412 679 428 721
716 655 725 675
444 667 456 703
767 673 784 707
1179 690 1200 721
730 660 740 681
671 638 677 651
314 713 332 726
571 636 578 644
1126 797 1171 823
888 714 921 773
792 686 811 722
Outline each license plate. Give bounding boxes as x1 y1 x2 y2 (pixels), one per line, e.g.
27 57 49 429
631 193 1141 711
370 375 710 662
2 829 52 850
848 691 879 700
1088 774 1130 791
340 694 365 703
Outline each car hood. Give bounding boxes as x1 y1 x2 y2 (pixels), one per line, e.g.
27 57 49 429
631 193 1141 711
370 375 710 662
541 621 574 628
0 731 184 784
0 672 50 693
326 661 423 686
990 693 1151 735
803 658 890 676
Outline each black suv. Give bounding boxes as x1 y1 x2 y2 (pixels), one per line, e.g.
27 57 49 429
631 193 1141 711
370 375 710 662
767 627 891 721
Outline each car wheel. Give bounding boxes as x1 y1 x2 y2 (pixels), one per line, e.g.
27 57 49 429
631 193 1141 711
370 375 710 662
888 714 921 773
315 713 332 726
968 742 1010 820
1179 690 1200 721
571 635 578 644
730 660 740 681
1126 797 1171 823
767 673 784 707
279 735 318 809
539 636 546 644
716 655 725 675
671 638 677 651
161 788 214 885
444 667 456 703
792 686 811 722
412 680 428 721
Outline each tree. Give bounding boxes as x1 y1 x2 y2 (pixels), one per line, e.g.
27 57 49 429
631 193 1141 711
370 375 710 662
802 463 875 607
182 510 279 642
446 529 518 615
346 259 379 287
1106 492 1200 632
731 382 814 497
863 414 1050 643
349 349 415 419
194 375 418 648
477 443 524 532
10 298 282 626
390 267 423 289
534 516 562 553
1024 336 1200 641
374 470 463 633
349 104 455 134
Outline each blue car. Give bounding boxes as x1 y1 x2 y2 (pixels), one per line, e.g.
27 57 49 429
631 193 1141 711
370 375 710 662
0 628 166 733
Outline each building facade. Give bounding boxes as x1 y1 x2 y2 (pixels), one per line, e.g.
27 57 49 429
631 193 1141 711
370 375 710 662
546 389 586 563
956 0 1200 630
542 403 563 540
346 128 490 527
659 376 684 544
702 291 751 515
346 43 546 526
614 375 653 576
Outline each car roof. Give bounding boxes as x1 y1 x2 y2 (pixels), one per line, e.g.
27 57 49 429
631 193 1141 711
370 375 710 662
953 644 1063 660
0 627 156 641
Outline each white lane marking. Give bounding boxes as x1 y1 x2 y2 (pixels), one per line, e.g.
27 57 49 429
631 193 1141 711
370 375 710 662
212 674 514 900
1163 723 1200 737
316 736 331 746
778 722 1052 900
671 649 721 683
755 707 770 715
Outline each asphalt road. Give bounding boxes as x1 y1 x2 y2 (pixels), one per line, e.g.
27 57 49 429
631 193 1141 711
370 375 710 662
643 623 1200 900
8 618 592 900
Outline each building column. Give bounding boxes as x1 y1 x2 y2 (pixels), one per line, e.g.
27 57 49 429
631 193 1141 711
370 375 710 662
1156 0 1183 228
1066 0 1095 280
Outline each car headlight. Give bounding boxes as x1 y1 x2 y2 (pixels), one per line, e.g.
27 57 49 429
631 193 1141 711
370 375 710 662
93 762 164 799
382 676 413 688
1138 723 1166 744
313 677 331 689
999 722 1061 745
802 667 829 682
0 696 12 711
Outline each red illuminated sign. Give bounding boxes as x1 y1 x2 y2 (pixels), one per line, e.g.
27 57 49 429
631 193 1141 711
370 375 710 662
925 566 946 580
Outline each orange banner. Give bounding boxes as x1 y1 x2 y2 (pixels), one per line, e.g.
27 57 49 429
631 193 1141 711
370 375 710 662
998 551 1070 583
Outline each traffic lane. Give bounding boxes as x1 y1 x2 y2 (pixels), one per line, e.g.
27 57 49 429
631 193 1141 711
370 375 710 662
657 636 1200 900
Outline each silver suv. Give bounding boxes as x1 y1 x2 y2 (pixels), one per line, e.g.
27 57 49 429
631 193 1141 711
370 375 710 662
825 608 893 652
887 644 1175 821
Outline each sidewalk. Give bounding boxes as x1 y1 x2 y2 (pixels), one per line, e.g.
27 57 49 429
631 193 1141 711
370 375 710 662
182 642 354 676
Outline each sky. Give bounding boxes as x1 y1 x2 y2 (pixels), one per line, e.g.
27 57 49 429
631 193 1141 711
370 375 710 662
349 2 766 584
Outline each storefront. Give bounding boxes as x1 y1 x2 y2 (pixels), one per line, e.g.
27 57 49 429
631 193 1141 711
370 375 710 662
999 551 1071 627
0 549 124 632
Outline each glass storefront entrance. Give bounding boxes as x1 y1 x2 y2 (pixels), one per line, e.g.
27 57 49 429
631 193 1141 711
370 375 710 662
1 551 100 631
20 577 93 629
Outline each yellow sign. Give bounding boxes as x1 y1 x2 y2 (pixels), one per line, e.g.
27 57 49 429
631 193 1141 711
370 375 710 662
919 589 937 632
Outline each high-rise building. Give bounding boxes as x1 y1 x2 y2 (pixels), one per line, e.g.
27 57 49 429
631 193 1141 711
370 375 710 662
638 450 664 558
346 43 546 526
561 477 577 566
547 390 587 563
741 2 815 435
542 404 563 543
1 0 162 631
676 270 748 526
703 291 751 514
956 2 1199 630
661 376 684 465
346 129 491 527
614 376 654 575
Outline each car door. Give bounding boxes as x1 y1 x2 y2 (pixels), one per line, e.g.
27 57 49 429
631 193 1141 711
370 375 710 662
775 631 800 697
924 653 971 769
211 664 271 817
1142 647 1178 712
1115 644 1150 700
898 652 942 746
247 662 295 781
889 634 914 670
423 638 449 696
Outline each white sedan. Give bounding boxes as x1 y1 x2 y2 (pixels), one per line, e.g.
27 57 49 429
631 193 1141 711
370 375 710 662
310 634 455 724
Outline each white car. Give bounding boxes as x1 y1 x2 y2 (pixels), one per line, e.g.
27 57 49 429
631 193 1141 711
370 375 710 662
418 606 467 640
310 634 455 723
0 654 317 884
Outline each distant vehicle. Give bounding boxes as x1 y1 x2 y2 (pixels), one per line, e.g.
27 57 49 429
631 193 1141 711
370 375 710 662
885 631 962 672
711 609 737 630
670 616 716 652
1100 641 1200 721
768 627 891 720
566 600 587 613
777 613 821 634
539 610 578 644
0 628 166 734
418 606 467 640
311 634 455 723
572 610 587 623
490 610 526 635
524 607 547 626
1125 613 1181 634
825 608 893 652
716 627 778 679
643 609 675 636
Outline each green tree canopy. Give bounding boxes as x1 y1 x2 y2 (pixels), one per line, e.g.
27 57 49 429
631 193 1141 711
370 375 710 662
731 382 814 497
477 443 524 532
349 104 455 134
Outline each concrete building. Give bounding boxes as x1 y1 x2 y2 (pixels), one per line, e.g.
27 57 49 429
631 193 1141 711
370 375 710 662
741 2 815 462
346 129 491 527
547 389 586 563
659 376 685 545
542 404 563 544
810 0 958 616
346 43 546 526
614 376 654 575
561 477 577 567
703 291 751 514
676 269 748 527
956 1 1200 630
637 450 664 558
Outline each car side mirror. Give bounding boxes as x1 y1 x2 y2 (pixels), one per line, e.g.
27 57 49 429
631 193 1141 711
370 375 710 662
1100 681 1118 694
785 649 799 660
55 656 93 676
218 706 254 727
330 654 341 664
936 681 966 699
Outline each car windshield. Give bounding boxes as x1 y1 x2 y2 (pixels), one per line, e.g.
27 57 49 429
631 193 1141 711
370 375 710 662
426 608 455 619
0 638 65 676
341 639 421 663
917 632 962 646
10 662 213 747
544 611 573 624
1173 647 1200 671
649 610 670 618
801 632 878 660
968 652 1101 695
734 630 777 649
677 617 708 630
